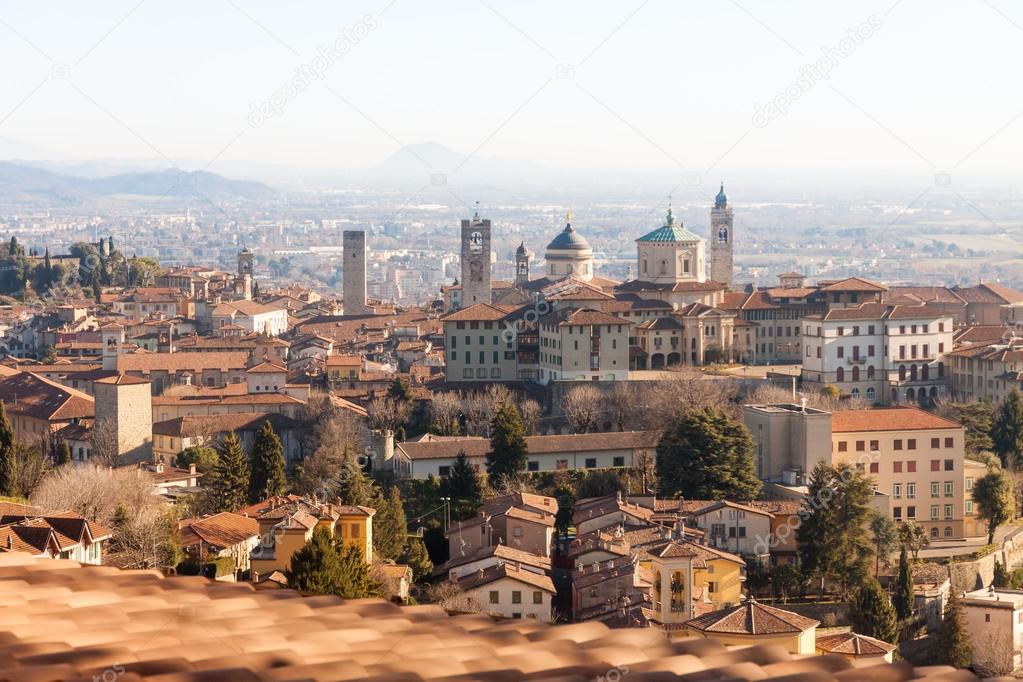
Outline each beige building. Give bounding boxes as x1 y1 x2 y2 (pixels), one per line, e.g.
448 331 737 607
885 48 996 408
830 408 975 539
962 587 1023 675
537 307 630 384
441 303 520 382
94 374 153 464
456 562 556 621
683 600 819 655
949 342 1023 403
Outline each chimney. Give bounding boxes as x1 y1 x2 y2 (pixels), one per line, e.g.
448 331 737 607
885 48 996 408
6 536 11 550
189 463 196 475
476 568 484 582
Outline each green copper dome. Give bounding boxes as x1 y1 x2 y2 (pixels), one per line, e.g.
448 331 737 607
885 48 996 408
636 206 702 242
715 183 727 209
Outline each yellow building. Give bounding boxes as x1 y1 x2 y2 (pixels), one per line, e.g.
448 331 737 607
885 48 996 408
683 599 819 655
246 497 375 581
643 531 746 629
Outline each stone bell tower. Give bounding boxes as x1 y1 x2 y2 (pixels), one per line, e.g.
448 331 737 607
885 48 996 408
710 183 734 290
460 210 491 308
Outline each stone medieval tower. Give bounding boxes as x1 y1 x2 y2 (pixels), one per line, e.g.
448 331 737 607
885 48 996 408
342 230 369 315
709 183 734 290
460 212 491 307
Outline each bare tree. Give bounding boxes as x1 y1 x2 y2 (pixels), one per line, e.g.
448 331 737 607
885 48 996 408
746 383 870 412
366 397 410 433
519 399 542 436
461 385 517 437
632 450 656 494
606 382 640 432
643 367 738 426
295 403 370 496
31 466 156 526
89 419 120 467
423 580 483 614
562 384 604 433
181 415 221 450
429 391 462 435
111 507 181 570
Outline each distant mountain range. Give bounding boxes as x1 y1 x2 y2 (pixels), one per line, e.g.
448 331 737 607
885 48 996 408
0 161 277 204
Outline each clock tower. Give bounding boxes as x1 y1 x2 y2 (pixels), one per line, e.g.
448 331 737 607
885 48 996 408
460 211 491 307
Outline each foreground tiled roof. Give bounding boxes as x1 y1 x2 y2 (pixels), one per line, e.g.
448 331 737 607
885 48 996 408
831 406 962 433
816 631 896 656
0 552 988 680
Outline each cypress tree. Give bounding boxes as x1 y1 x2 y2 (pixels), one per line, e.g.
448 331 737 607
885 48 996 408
992 388 1023 467
335 455 375 506
207 432 249 512
892 547 914 620
399 537 433 583
994 558 1010 588
0 402 14 496
248 420 287 503
655 407 762 501
485 402 528 487
372 485 407 561
446 451 482 510
936 592 972 669
849 577 899 644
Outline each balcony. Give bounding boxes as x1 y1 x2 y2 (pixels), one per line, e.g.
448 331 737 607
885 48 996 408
846 357 867 365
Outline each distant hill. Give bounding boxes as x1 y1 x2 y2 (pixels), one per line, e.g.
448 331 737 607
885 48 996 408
373 141 551 183
0 162 277 204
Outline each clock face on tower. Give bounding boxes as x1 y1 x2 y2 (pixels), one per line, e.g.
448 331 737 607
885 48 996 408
468 231 483 253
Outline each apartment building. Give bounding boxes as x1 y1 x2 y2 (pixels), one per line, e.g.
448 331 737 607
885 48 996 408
830 409 974 539
745 404 981 540
537 307 631 384
440 303 520 382
801 303 953 405
948 342 1023 403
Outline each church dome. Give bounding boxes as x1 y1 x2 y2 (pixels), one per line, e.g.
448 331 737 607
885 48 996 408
546 217 591 252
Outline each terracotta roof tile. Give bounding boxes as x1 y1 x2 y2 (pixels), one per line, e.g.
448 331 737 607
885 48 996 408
831 407 961 433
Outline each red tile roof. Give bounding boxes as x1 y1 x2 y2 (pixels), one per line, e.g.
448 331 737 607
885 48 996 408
831 407 962 433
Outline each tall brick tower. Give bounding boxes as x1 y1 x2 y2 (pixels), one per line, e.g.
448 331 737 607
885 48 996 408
710 183 734 289
515 241 532 288
460 211 491 308
342 230 369 315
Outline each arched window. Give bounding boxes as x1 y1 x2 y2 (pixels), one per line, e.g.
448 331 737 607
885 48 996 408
866 387 875 402
899 365 906 380
642 259 647 273
944 527 953 538
922 364 929 381
910 364 918 381
930 527 939 539
851 388 860 398
718 226 728 243
867 366 875 379
682 257 691 274
660 260 667 274
852 366 860 381
836 367 845 382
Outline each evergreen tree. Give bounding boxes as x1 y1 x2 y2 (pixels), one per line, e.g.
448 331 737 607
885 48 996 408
892 547 914 621
388 377 412 403
248 420 287 503
994 558 1010 588
207 432 249 512
335 455 375 506
992 389 1023 467
399 537 433 583
936 592 972 669
56 442 72 466
0 401 14 496
944 401 994 453
974 469 1016 544
175 446 219 474
373 485 407 561
655 407 762 501
485 402 528 487
797 462 875 598
285 527 379 597
870 512 898 577
849 577 898 644
445 451 482 512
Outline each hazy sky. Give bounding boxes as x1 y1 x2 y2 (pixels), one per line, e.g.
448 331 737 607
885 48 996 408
2 0 1022 179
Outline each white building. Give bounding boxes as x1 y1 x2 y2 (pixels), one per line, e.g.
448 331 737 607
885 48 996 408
537 307 631 384
801 303 953 405
962 587 1023 675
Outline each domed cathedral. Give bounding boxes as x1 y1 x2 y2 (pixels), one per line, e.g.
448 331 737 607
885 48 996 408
710 183 734 289
615 201 725 309
544 211 594 282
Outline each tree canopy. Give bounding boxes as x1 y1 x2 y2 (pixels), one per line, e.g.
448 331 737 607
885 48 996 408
849 577 898 644
206 432 249 513
992 389 1023 467
974 468 1016 544
285 527 379 598
485 402 528 487
248 420 287 504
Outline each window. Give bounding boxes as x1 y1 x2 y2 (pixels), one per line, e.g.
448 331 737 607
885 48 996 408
512 591 522 604
527 461 539 472
966 500 974 515
894 439 903 451
931 505 939 520
489 591 499 604
513 526 523 537
893 507 902 519
944 459 954 471
907 461 917 473
907 483 916 499
966 477 974 491
931 438 940 448
893 461 903 473
932 482 940 497
838 441 848 452
944 504 953 520
944 437 954 448
869 440 879 450
944 527 953 538
907 506 916 519
870 462 879 473
945 481 954 497
613 456 625 467
856 441 865 452
533 591 543 604
931 460 940 471
893 483 902 499
585 458 597 468
907 439 916 450
438 466 451 477
837 346 844 358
